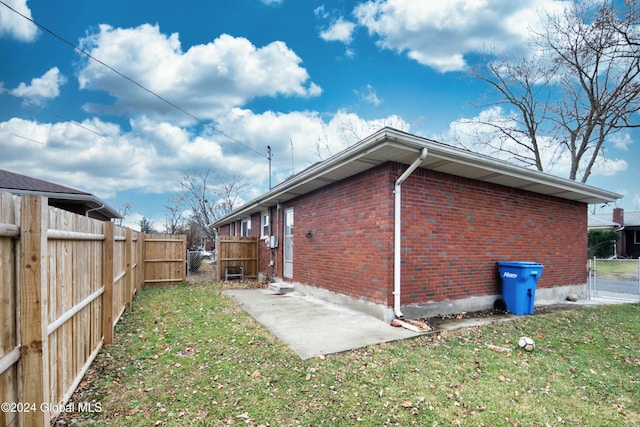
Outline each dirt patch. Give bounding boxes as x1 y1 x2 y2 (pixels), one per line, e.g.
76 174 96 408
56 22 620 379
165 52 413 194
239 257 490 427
423 303 582 330
187 272 268 290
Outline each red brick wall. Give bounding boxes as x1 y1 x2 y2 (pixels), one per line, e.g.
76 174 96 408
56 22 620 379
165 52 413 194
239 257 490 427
221 161 588 309
287 164 395 305
400 167 587 306
219 223 231 236
254 209 277 276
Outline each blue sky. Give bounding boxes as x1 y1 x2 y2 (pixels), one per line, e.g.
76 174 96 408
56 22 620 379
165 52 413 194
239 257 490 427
1 0 638 230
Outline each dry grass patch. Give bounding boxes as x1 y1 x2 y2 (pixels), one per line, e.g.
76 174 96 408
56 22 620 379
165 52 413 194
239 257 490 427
56 282 639 426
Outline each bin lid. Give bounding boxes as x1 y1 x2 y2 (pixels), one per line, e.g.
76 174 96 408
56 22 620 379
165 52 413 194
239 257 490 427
497 261 544 268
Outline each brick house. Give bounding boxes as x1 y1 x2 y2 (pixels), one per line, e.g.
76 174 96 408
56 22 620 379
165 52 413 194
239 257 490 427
212 128 620 320
589 208 640 258
0 168 121 221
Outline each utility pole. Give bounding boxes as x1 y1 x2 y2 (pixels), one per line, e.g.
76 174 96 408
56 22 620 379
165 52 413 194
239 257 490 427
290 138 295 174
267 145 272 189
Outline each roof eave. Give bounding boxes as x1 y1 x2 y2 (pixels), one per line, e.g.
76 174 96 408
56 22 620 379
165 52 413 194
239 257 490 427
8 189 122 219
212 128 622 227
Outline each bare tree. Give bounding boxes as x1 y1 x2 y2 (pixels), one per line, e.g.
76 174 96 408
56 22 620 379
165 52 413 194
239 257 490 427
470 1 640 183
468 58 554 170
116 202 131 227
164 194 186 235
179 169 248 240
212 178 249 218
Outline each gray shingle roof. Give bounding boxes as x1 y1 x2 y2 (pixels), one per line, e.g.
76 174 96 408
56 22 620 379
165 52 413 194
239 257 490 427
623 211 640 227
587 214 619 229
588 210 640 228
0 169 121 219
0 169 90 195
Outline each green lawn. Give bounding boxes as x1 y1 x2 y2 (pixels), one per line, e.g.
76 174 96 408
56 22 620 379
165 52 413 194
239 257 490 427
58 282 639 426
593 259 639 276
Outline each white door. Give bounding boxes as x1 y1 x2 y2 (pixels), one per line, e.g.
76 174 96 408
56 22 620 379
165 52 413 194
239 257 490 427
284 208 293 278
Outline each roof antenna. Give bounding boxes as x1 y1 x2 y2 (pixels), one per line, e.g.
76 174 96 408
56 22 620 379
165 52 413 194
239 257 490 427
290 138 295 175
267 145 272 189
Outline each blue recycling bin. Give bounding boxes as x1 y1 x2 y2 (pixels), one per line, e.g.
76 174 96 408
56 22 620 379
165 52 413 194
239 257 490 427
497 261 543 315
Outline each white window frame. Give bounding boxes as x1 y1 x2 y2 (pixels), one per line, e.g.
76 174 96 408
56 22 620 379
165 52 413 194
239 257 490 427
241 218 251 237
261 211 270 238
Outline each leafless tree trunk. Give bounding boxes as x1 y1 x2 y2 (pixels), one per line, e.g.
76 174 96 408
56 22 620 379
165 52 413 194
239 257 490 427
470 1 640 183
163 194 186 234
116 202 131 226
469 58 554 171
178 169 248 240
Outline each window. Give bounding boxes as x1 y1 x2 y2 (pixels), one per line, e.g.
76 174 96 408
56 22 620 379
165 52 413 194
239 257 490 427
261 211 270 238
241 218 251 236
635 230 640 245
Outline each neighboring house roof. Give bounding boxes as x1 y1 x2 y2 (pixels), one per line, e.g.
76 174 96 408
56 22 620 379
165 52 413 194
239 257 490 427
589 211 640 229
0 169 121 219
623 211 640 227
213 128 621 227
587 214 620 230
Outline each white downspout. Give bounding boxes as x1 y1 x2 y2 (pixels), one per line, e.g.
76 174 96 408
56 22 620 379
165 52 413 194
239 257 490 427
394 147 428 318
85 203 105 217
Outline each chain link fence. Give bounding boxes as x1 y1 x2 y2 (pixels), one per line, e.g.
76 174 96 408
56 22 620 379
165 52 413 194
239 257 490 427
186 250 216 283
588 258 640 302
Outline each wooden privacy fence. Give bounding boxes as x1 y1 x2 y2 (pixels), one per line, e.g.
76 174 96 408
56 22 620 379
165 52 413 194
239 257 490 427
216 236 259 281
144 233 188 286
0 193 186 426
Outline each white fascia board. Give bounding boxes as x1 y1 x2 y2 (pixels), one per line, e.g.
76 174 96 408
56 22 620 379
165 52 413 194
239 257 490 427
212 128 622 226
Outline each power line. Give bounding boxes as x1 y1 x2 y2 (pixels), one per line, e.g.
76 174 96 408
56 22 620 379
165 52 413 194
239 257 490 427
0 0 267 159
10 133 46 145
1 88 107 138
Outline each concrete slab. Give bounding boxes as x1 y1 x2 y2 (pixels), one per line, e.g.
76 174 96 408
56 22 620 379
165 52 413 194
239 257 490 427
223 288 422 360
223 288 633 360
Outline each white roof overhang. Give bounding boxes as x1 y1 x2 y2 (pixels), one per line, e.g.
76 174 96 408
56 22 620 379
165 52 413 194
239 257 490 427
212 128 622 227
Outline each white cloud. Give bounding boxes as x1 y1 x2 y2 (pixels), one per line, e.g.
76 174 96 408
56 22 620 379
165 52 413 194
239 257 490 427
314 6 328 19
0 0 38 42
320 17 356 44
0 110 408 201
441 106 628 180
589 156 627 178
354 84 382 106
10 67 67 104
353 0 569 72
77 24 321 123
608 132 633 151
444 107 569 173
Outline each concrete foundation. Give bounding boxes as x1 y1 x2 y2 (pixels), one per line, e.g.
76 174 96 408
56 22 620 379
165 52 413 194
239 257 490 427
276 278 588 322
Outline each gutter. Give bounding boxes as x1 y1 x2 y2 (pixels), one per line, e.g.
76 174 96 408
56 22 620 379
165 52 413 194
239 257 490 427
393 147 428 318
7 188 122 219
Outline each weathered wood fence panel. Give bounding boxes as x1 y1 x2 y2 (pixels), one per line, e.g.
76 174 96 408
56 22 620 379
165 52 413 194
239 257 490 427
216 236 259 281
143 234 186 286
0 192 19 427
47 204 105 424
0 192 185 426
